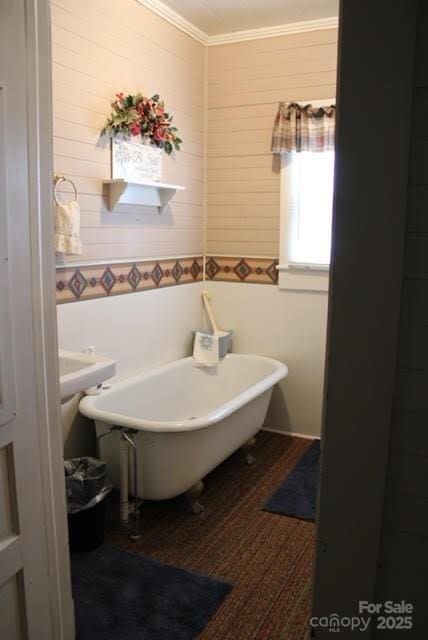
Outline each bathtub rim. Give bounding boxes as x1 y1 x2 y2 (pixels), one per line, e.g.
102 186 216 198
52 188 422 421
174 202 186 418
79 353 288 433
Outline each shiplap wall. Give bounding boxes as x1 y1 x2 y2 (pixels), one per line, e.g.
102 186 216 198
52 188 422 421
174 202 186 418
207 29 338 256
375 3 428 633
51 0 205 263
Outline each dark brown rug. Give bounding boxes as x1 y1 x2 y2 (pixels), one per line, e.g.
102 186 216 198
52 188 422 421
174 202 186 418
106 431 315 640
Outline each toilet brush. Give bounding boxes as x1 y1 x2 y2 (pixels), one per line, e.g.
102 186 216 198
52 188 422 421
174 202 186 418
202 290 221 335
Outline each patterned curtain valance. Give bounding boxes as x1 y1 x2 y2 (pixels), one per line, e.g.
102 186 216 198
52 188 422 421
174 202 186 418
271 102 336 153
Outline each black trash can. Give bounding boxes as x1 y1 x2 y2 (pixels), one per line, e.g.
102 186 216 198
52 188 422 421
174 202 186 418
65 457 112 553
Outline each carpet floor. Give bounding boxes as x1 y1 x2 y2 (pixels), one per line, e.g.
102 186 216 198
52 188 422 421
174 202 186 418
106 431 315 640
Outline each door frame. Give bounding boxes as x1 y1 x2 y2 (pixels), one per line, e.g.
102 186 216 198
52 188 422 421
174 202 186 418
18 0 74 637
311 0 418 635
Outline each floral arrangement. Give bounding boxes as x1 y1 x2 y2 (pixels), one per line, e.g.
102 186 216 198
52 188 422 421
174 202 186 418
101 93 182 155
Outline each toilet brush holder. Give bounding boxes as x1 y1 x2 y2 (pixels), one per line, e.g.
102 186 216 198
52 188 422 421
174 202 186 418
193 330 233 358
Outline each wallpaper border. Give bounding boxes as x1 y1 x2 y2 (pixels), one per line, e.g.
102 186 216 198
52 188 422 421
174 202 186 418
56 257 204 304
55 255 278 303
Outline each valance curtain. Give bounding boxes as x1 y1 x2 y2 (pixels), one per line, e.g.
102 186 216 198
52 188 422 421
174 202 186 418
271 102 336 153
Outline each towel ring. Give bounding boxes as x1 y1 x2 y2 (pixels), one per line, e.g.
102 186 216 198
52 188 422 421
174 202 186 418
54 175 78 206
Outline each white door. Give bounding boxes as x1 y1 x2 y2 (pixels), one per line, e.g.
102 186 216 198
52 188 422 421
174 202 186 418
0 1 73 638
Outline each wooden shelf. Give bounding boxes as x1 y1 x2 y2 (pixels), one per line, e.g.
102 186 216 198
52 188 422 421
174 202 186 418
103 179 185 213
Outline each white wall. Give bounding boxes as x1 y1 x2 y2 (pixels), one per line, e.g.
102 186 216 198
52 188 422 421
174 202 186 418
57 282 203 457
208 281 328 437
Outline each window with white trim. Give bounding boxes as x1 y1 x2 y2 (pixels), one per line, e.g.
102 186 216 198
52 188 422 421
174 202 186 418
283 150 334 267
278 104 335 291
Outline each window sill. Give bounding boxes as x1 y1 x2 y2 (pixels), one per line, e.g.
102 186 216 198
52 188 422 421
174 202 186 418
277 264 330 292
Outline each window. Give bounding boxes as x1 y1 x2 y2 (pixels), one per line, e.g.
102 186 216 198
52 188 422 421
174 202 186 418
279 149 335 291
285 150 334 266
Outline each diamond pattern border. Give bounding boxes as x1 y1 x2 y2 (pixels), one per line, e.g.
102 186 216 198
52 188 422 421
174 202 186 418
190 259 200 280
205 257 220 280
128 264 141 290
266 260 279 283
205 256 278 285
151 262 164 287
234 259 252 281
100 267 116 294
68 270 87 299
172 261 183 283
56 256 279 304
56 256 204 304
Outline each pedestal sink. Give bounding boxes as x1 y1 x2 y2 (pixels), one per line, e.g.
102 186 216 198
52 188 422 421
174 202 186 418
59 349 116 401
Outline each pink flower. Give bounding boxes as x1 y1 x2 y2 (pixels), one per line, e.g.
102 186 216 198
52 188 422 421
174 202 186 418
102 92 181 154
129 122 141 136
154 127 166 141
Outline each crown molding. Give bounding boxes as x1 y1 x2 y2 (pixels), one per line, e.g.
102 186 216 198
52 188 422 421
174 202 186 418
208 17 338 46
136 0 338 47
136 0 209 44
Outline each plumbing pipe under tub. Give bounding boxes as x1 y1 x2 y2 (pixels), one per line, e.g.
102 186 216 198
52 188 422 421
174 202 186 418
120 436 129 523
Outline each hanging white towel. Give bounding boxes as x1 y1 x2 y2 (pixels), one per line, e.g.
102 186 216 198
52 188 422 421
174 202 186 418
55 201 82 255
193 331 219 368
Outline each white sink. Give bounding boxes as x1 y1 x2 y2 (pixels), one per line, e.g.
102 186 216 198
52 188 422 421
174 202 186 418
59 349 116 401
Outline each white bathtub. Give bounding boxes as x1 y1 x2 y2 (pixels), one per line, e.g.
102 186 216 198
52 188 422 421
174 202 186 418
79 354 288 501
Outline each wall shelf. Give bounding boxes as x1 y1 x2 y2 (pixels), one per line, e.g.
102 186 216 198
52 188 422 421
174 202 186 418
103 179 185 213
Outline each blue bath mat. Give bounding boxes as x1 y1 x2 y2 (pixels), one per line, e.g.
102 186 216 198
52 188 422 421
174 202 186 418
71 544 232 640
264 439 321 521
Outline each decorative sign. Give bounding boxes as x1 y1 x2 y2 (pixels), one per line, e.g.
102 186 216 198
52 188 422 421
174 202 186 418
112 138 162 183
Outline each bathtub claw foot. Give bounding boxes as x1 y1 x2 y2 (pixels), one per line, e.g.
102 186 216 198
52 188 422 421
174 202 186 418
246 452 256 465
190 499 205 515
243 437 256 465
186 480 205 515
129 531 143 542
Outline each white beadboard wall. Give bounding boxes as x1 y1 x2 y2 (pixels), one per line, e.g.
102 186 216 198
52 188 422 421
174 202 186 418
51 0 205 263
207 28 338 256
375 4 428 634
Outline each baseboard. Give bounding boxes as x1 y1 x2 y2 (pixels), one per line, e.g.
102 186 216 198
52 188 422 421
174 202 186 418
261 427 320 440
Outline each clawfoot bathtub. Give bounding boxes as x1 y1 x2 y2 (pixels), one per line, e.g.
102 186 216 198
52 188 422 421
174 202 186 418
79 354 288 508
